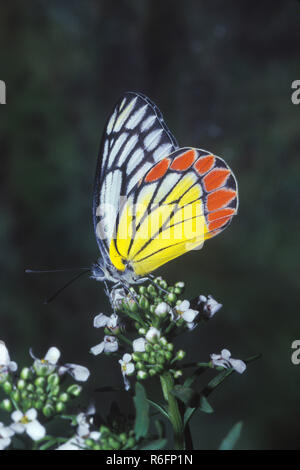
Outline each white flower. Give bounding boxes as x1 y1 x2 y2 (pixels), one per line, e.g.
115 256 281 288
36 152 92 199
110 288 127 309
56 411 100 450
119 353 135 391
31 346 90 382
0 422 14 450
154 302 171 317
145 327 161 342
210 349 246 374
133 338 147 353
31 346 60 375
93 313 119 331
0 341 17 382
58 363 90 382
11 409 46 441
198 295 222 319
90 335 118 356
174 300 199 329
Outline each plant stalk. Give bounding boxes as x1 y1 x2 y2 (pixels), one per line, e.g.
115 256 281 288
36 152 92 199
160 372 185 450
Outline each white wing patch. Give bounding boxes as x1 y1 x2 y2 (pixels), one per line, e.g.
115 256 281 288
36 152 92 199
118 134 139 166
126 105 147 130
113 98 137 133
144 129 163 151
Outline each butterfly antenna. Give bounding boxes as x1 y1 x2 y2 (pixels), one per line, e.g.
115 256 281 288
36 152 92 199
43 269 90 304
25 267 90 274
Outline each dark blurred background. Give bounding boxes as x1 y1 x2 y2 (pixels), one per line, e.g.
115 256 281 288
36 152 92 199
1 0 300 449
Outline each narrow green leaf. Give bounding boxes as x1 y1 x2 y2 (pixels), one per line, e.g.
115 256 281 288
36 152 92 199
184 407 195 427
202 368 234 397
147 398 169 419
219 421 243 450
139 438 167 450
199 395 214 413
134 382 150 439
171 385 198 407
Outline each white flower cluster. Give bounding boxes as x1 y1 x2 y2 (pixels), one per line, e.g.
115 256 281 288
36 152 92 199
56 409 100 450
0 341 91 450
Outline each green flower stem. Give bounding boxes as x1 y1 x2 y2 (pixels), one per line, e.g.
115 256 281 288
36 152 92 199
160 372 185 450
116 332 132 346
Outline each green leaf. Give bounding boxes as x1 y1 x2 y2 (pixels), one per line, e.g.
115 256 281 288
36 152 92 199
134 382 150 439
183 396 213 428
199 395 214 413
139 438 167 450
171 385 198 407
202 368 234 397
147 399 169 419
184 407 195 427
219 421 243 450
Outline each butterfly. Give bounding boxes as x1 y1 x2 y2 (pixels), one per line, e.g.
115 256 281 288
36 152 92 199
91 92 238 291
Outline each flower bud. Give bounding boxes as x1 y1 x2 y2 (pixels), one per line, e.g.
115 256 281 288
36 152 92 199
20 367 32 381
43 404 55 417
22 398 33 410
35 387 45 396
11 390 20 402
50 385 60 397
35 377 46 388
2 381 12 394
138 328 147 335
141 353 149 362
17 379 26 391
34 400 44 410
108 437 121 450
167 293 177 303
176 350 186 360
148 368 157 377
47 373 60 387
137 370 148 380
119 433 127 444
67 384 82 397
159 280 168 289
56 402 66 413
166 343 174 352
173 370 183 379
139 296 150 310
157 354 165 364
135 362 145 371
139 286 147 295
147 284 157 296
1 398 12 412
164 351 172 361
59 393 70 403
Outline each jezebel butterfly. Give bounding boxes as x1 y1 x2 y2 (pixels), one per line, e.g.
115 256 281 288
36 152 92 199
91 92 238 287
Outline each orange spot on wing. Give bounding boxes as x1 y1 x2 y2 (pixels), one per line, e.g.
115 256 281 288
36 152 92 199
206 189 236 211
208 208 235 222
171 149 196 171
208 217 231 231
194 155 215 175
145 158 170 183
203 168 230 192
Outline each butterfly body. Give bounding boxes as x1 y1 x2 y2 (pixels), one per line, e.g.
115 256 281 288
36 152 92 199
92 92 238 288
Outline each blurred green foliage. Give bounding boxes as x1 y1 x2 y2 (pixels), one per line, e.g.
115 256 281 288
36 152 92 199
1 0 300 449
